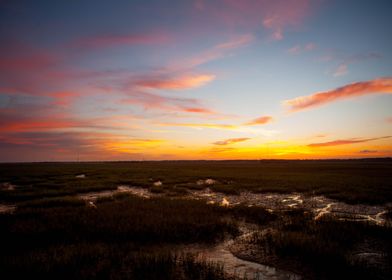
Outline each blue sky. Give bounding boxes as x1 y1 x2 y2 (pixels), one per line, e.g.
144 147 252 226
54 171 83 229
0 0 391 161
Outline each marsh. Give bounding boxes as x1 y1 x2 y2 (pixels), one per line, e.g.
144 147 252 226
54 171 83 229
0 160 391 279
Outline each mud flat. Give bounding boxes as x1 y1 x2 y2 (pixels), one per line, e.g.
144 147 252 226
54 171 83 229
0 204 16 214
183 226 301 280
77 185 151 201
187 188 389 225
75 184 390 225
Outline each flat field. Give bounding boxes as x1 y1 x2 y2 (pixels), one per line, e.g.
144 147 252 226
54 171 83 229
0 159 391 279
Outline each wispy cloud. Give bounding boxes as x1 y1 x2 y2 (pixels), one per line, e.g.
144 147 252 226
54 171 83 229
308 136 391 148
121 91 213 114
285 77 392 112
135 73 215 90
215 34 255 50
359 149 378 154
260 0 312 40
194 0 313 41
245 116 273 125
178 34 254 69
287 43 316 55
322 51 382 77
213 137 250 145
158 122 238 130
333 64 348 77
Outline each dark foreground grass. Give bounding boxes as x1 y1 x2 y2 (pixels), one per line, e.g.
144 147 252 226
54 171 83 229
251 209 392 279
2 244 229 280
1 159 391 204
0 195 241 279
0 196 238 252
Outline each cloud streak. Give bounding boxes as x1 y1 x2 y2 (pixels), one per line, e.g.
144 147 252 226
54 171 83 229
121 91 213 114
158 122 238 130
213 137 250 145
245 116 273 125
195 0 313 41
308 136 391 148
135 74 215 90
285 77 392 112
359 149 378 154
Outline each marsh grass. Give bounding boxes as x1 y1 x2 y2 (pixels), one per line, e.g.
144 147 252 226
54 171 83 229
251 209 392 279
1 159 391 204
0 195 242 279
1 160 391 279
1 243 229 280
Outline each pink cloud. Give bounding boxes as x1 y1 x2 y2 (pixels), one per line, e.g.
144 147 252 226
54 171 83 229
184 107 214 113
308 136 391 148
195 0 313 40
158 122 238 130
50 91 82 107
245 116 273 125
213 137 250 145
135 74 216 90
285 77 392 112
0 40 66 94
260 0 312 40
121 91 213 114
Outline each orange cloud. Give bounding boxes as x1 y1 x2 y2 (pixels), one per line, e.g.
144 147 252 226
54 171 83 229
308 136 391 148
105 138 165 153
0 120 80 133
245 116 273 125
135 74 215 90
213 137 251 145
158 122 238 130
285 77 392 112
184 107 214 113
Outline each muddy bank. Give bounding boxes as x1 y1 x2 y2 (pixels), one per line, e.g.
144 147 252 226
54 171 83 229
107 185 390 226
181 223 301 280
2 181 390 225
0 204 16 214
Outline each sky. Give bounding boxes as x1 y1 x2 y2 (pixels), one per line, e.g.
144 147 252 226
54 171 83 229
0 0 391 161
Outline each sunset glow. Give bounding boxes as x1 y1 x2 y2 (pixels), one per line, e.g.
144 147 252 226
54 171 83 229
0 0 391 161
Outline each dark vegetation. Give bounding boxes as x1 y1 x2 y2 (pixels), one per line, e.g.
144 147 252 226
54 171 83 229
0 195 244 279
1 159 392 204
0 160 391 279
250 209 392 279
0 193 278 279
